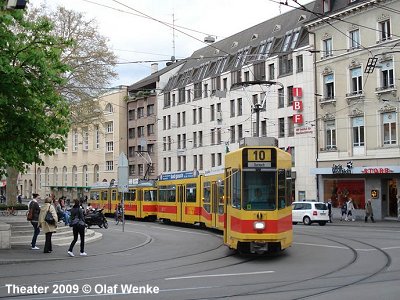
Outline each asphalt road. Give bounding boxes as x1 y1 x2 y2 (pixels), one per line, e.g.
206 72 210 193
1 219 400 300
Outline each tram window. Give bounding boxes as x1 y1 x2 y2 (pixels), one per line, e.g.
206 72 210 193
231 169 241 209
111 190 117 201
144 190 157 201
278 169 286 209
186 184 196 202
90 192 99 200
203 182 211 203
243 171 276 210
101 191 107 201
218 181 224 204
122 190 135 201
159 185 176 202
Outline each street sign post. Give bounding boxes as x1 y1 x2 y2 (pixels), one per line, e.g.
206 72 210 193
118 153 129 232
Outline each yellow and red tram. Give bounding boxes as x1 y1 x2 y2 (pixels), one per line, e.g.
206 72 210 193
223 142 293 253
89 138 292 254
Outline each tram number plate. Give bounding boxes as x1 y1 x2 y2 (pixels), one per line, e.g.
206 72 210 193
247 149 271 162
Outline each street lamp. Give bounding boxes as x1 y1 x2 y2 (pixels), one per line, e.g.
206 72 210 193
231 80 284 137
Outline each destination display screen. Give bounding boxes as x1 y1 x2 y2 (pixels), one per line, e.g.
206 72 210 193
244 148 275 168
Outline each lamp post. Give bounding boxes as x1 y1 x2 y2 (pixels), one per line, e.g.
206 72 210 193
231 80 284 137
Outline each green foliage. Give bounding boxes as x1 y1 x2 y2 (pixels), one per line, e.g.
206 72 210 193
0 9 70 174
0 203 28 210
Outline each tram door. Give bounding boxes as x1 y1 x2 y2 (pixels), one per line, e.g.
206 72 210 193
177 185 184 222
211 182 218 228
134 189 141 218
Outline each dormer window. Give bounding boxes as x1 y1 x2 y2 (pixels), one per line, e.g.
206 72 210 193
323 0 331 13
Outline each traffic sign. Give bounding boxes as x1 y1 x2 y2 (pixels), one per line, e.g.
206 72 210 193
118 152 129 193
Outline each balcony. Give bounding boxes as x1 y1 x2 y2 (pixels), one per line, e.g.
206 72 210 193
375 85 396 97
319 97 336 107
345 90 365 103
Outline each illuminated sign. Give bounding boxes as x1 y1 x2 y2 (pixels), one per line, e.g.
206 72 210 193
371 190 379 199
244 148 274 168
362 168 393 174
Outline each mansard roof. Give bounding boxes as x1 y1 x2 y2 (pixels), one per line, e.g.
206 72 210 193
163 1 315 91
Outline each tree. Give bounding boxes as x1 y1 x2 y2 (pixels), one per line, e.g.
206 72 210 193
0 6 70 204
28 5 118 126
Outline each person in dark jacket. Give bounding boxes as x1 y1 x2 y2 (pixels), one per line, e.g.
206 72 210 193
29 193 41 250
68 199 87 257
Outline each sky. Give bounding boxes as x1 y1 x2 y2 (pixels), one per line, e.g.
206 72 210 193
29 0 311 87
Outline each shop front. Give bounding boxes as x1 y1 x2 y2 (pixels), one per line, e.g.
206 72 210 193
311 163 400 221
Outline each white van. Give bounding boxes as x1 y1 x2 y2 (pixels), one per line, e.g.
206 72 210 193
292 201 329 226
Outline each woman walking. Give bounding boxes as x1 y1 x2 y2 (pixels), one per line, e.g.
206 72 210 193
68 199 87 257
38 197 58 253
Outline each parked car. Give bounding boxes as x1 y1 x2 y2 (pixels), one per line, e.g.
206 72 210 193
292 201 329 226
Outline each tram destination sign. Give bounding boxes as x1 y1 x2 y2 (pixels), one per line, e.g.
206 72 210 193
244 148 275 168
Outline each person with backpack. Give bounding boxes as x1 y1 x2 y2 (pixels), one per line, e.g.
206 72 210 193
67 199 87 257
28 193 41 250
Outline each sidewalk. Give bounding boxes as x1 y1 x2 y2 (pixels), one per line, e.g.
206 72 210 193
0 215 150 265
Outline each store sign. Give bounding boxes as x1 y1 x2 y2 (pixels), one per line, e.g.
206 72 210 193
371 190 379 199
292 87 303 124
332 161 353 174
361 167 393 174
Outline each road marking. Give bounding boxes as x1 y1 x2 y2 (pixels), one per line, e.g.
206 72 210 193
294 242 348 249
155 227 211 236
165 270 275 280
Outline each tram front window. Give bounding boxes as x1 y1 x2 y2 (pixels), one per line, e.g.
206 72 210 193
243 171 276 210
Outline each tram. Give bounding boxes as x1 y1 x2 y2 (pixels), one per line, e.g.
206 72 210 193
88 138 293 254
223 138 293 254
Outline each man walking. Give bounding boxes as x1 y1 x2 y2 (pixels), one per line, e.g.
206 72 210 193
365 199 375 223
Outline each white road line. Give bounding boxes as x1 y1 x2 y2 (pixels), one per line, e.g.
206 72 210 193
294 242 348 249
295 242 400 252
165 270 275 280
155 227 211 236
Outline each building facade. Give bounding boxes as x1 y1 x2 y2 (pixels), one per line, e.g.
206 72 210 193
158 3 318 200
307 0 400 220
18 87 128 200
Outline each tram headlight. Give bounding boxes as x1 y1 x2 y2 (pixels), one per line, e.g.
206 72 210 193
253 221 265 230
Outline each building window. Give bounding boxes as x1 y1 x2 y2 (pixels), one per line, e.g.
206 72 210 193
323 38 332 58
279 54 293 76
128 109 135 120
238 124 243 140
279 118 285 137
72 130 78 152
105 103 113 113
198 107 202 124
349 29 360 50
168 157 171 172
182 112 186 126
254 61 265 80
268 63 274 80
82 128 89 151
210 104 215 121
350 67 362 94
211 129 215 145
379 19 391 42
217 153 222 166
278 88 284 108
194 82 202 99
287 86 293 106
193 109 197 124
138 126 144 137
237 98 243 116
383 112 397 145
261 120 267 137
203 83 208 98
177 113 181 127
128 146 135 157
94 125 100 150
164 92 171 107
198 131 203 147
325 120 336 149
147 104 154 116
288 116 294 137
211 153 216 167
147 124 154 136
244 71 250 82
106 141 114 152
94 165 99 182
106 121 113 133
352 116 365 147
137 107 144 118
163 158 167 172
129 165 135 176
129 128 135 139
230 100 235 117
167 115 171 129
230 125 235 143
163 116 166 130
296 55 303 72
178 88 185 104
324 74 334 100
168 136 171 150
223 78 228 91
106 161 114 171
193 155 197 170
380 60 394 89
199 154 203 170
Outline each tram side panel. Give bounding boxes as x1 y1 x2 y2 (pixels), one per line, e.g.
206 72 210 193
201 173 225 230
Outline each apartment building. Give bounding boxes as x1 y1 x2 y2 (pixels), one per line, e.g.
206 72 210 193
127 62 184 181
18 87 128 200
158 2 318 200
307 0 400 219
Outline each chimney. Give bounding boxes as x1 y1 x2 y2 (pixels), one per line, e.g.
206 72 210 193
151 63 158 74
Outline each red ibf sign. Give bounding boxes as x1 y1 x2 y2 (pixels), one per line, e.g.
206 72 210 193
292 87 303 124
362 168 393 174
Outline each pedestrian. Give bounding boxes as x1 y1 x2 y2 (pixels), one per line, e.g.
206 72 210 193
68 199 87 257
17 194 22 204
38 197 58 253
346 197 355 221
29 193 41 250
340 201 347 221
327 200 333 223
365 199 375 223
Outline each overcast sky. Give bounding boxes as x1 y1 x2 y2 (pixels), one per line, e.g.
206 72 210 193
29 0 311 87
